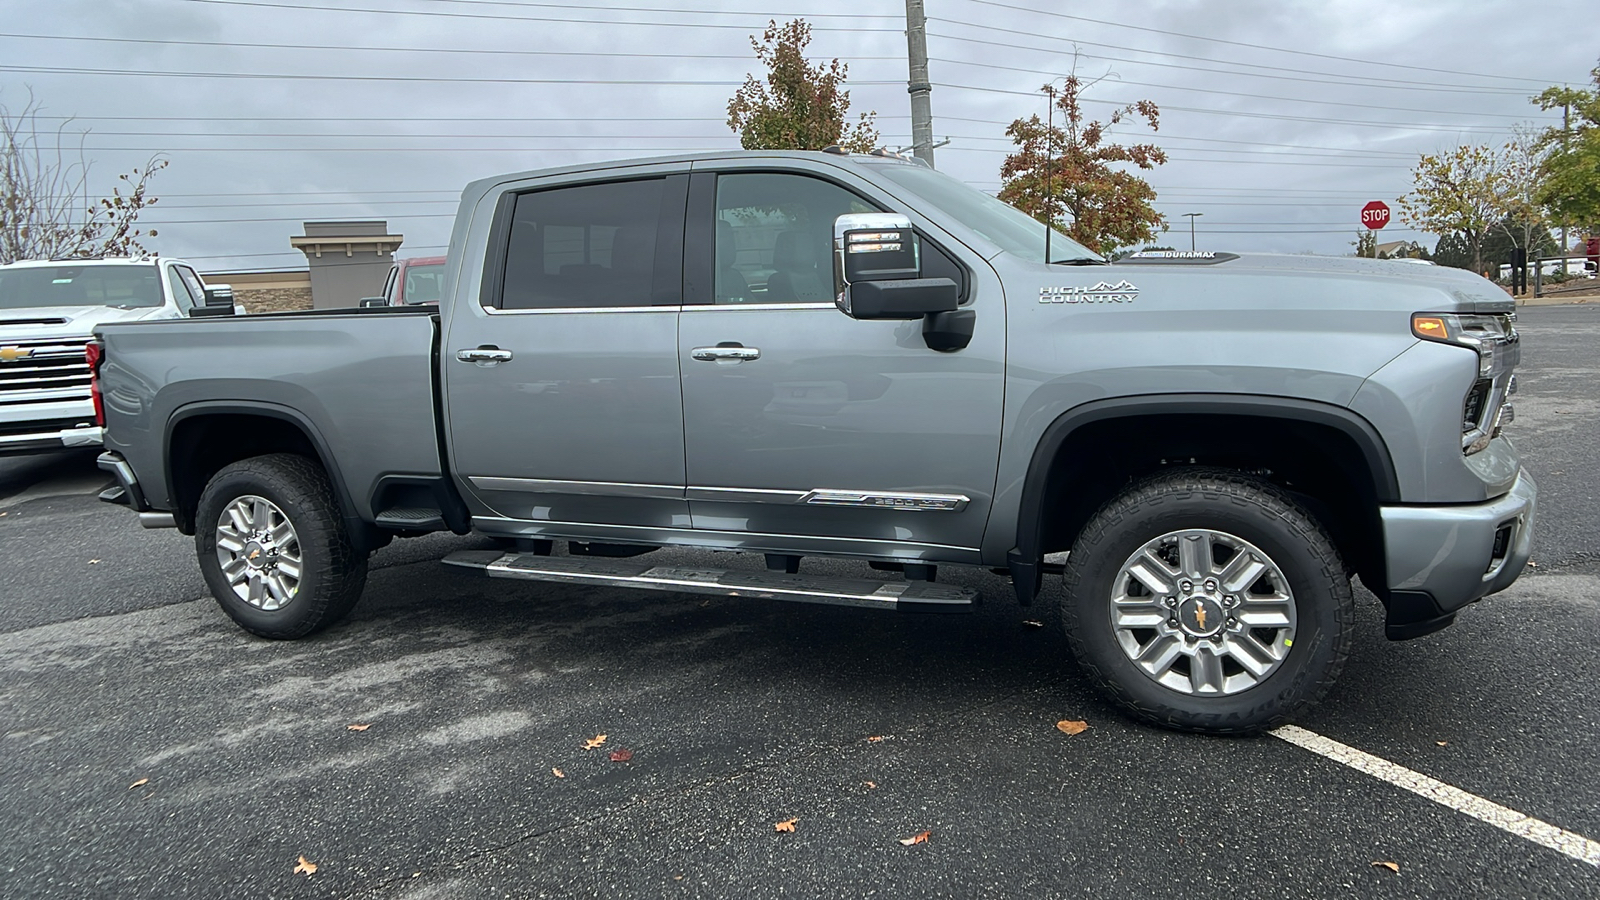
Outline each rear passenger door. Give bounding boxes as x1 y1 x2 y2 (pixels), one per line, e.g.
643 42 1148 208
443 167 691 532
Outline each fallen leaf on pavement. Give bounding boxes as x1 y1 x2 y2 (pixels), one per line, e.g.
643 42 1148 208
1022 620 1044 628
583 734 607 750
1435 741 1448 747
899 831 931 847
1527 560 1538 568
551 767 565 778
128 778 148 789
1371 861 1399 873
346 723 371 732
1056 720 1089 735
88 559 100 565
864 781 877 789
609 748 634 762
865 735 885 743
774 818 798 833
293 856 318 876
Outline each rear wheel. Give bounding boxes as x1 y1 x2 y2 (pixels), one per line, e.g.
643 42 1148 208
196 453 367 639
1060 469 1353 734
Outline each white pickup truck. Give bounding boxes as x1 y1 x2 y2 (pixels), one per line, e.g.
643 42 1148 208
0 256 236 455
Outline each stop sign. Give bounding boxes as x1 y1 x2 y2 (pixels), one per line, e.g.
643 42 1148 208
1361 201 1390 230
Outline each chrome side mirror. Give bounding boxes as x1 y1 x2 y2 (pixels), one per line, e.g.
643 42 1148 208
833 213 919 303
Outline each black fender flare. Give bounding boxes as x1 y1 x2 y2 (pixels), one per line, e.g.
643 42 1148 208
1006 393 1400 604
164 400 360 538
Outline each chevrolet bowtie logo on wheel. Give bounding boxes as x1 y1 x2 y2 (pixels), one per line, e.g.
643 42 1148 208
1194 604 1208 631
0 346 34 362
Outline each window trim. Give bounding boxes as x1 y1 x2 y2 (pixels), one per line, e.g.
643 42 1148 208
165 265 196 310
479 173 688 312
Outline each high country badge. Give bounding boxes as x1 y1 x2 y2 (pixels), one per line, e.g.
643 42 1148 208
1038 280 1140 304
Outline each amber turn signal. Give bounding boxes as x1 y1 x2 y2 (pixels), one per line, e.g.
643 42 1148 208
1411 315 1448 340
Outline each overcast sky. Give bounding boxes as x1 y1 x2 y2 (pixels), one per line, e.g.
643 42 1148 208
3 0 1594 272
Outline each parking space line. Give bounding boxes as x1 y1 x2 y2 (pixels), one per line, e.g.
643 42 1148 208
1271 724 1600 868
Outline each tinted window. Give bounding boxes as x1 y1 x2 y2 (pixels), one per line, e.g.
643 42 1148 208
713 173 878 304
501 178 667 310
0 265 163 310
166 268 197 310
402 263 444 305
175 266 208 306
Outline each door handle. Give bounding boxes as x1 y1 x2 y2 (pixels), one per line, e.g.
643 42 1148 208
456 346 513 364
691 344 760 362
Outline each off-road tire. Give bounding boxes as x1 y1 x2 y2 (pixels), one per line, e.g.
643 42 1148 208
1060 468 1354 734
196 453 367 639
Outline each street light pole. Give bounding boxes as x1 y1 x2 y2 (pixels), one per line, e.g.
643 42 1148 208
1183 212 1202 251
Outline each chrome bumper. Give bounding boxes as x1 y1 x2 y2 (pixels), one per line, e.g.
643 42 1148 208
0 425 102 455
1379 468 1537 638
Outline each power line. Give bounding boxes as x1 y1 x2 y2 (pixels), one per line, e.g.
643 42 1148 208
171 0 904 31
935 83 1518 132
948 0 1560 86
0 30 903 63
0 63 899 86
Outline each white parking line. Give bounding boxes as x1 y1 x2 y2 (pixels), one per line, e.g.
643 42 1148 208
1271 724 1600 868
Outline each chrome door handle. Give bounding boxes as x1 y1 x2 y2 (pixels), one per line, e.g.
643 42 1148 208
691 345 760 362
456 347 513 363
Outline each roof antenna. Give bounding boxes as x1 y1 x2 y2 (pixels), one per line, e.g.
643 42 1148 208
1043 83 1055 265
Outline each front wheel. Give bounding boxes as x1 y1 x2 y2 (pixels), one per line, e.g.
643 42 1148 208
1060 469 1353 734
195 453 367 639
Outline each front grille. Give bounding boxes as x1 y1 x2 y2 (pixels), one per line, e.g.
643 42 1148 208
0 337 91 403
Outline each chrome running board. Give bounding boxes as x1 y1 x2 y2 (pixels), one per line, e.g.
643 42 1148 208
441 551 976 613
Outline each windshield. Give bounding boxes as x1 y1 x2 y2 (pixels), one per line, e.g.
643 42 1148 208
869 163 1103 264
402 263 444 305
0 264 163 310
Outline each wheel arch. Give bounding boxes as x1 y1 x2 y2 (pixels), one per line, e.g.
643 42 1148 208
165 401 368 545
1007 394 1400 605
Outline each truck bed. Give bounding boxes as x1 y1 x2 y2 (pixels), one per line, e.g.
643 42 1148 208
97 308 444 521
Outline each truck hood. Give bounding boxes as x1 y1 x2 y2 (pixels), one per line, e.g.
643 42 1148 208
1109 252 1514 314
0 305 169 340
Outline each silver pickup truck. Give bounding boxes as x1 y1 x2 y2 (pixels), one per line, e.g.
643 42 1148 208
93 150 1535 733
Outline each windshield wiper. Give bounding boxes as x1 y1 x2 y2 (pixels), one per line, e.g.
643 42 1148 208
1050 257 1106 266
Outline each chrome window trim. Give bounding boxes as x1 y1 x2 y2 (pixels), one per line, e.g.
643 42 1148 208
482 304 674 316
682 302 836 312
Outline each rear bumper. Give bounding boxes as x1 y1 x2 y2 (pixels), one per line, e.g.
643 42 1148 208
0 424 102 455
97 450 174 528
1379 468 1537 639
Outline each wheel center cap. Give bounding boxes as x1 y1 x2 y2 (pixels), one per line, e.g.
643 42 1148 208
1178 596 1225 637
244 541 268 569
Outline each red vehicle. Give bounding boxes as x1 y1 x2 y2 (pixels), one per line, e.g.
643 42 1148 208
377 256 447 306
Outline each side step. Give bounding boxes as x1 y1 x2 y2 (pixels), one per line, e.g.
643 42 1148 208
374 508 446 531
441 551 976 613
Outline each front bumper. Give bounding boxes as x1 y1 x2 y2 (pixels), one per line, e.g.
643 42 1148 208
0 424 102 455
1379 468 1537 639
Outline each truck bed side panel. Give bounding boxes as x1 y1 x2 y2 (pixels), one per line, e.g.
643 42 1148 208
99 313 441 518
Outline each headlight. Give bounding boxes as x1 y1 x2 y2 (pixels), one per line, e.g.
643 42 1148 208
1412 312 1517 377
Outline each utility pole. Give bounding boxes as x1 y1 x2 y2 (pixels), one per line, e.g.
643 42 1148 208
1560 99 1570 268
905 0 935 168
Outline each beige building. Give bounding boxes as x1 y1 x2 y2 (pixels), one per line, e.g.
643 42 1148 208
202 219 405 313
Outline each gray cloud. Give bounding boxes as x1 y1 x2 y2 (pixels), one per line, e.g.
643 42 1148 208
4 0 1590 271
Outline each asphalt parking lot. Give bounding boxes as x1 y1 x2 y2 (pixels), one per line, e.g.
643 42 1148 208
2 303 1597 899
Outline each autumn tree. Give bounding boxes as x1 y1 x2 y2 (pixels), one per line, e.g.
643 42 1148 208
727 19 879 153
1 91 165 264
997 74 1167 257
1397 143 1508 274
1352 230 1377 258
1532 63 1600 232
